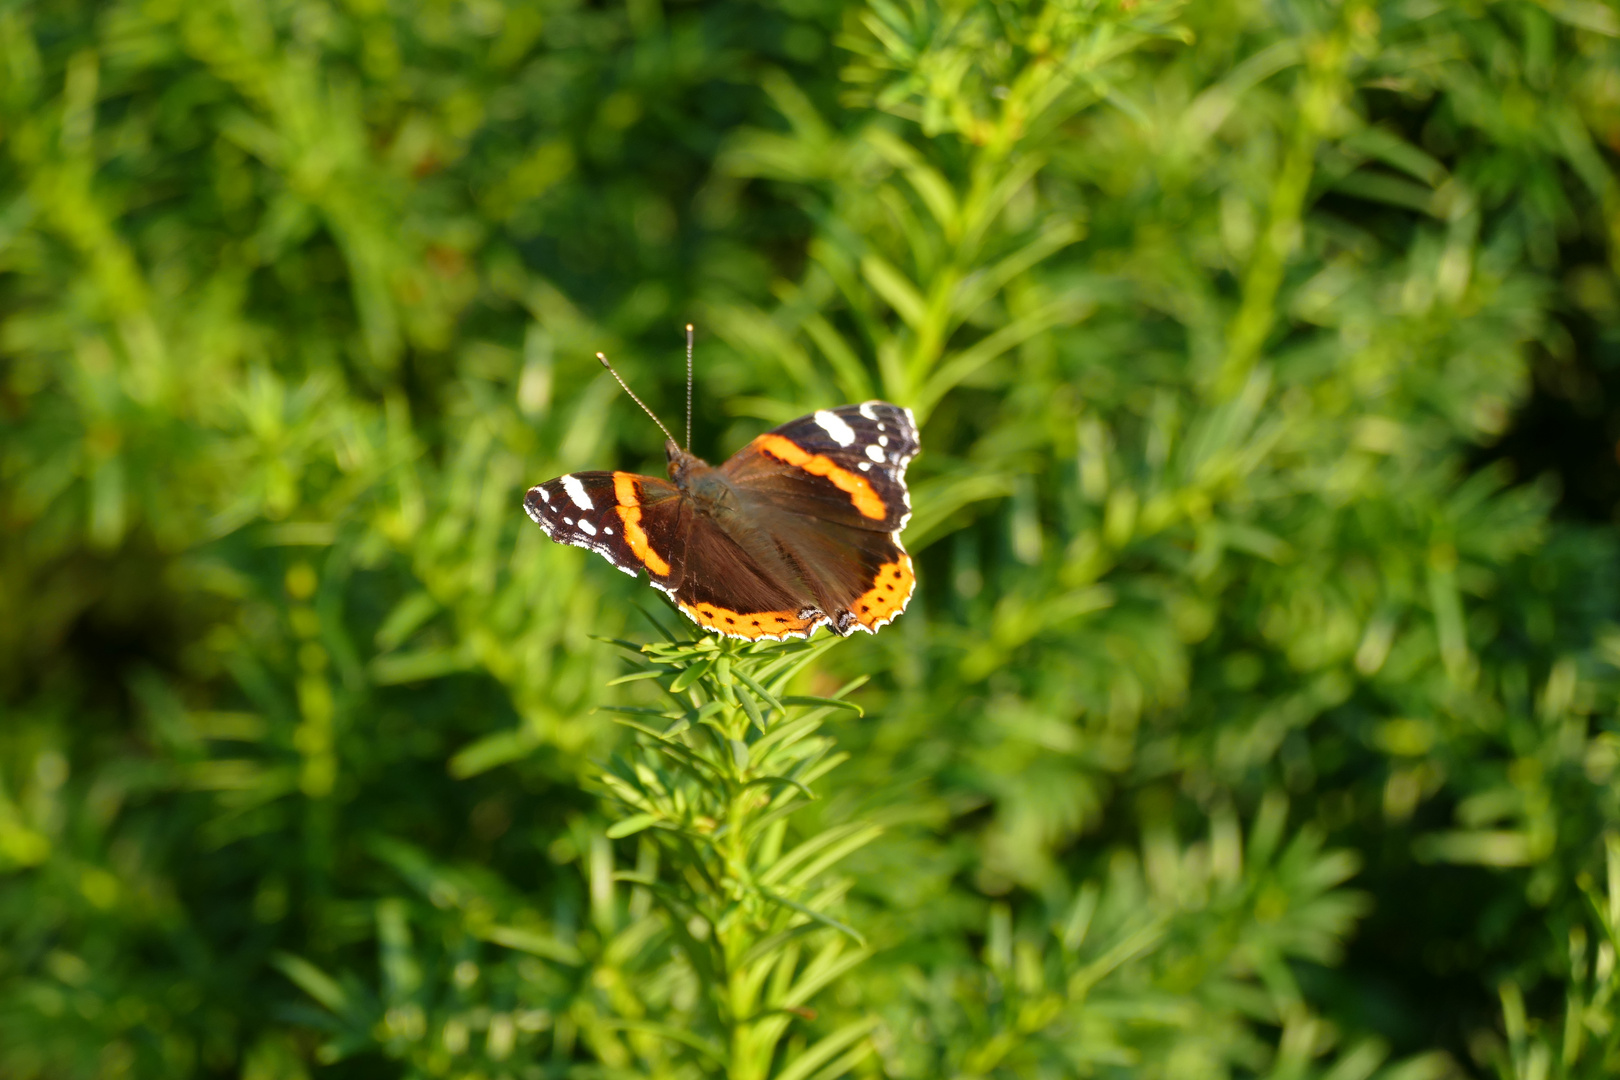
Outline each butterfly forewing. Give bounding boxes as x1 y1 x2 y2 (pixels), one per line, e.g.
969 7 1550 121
721 402 917 535
523 471 684 590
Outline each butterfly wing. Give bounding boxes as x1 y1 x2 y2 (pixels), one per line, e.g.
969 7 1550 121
664 514 830 641
524 469 828 640
523 471 685 591
720 402 919 634
722 402 917 534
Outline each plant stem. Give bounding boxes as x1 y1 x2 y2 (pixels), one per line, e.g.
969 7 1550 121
595 631 879 1079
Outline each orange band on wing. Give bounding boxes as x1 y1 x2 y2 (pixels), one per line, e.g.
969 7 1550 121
755 434 886 520
849 553 914 630
677 599 824 640
611 471 672 577
612 472 639 508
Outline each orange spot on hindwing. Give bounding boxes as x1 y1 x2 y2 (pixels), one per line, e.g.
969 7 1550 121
755 434 886 519
849 553 914 631
612 471 672 577
676 599 824 641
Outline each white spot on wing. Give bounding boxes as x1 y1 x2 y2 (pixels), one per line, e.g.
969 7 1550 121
865 443 885 462
815 410 857 447
562 474 594 511
858 462 871 472
539 488 550 502
578 520 596 536
603 526 613 535
878 435 889 447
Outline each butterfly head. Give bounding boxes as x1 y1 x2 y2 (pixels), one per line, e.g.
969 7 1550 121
666 441 737 514
666 439 711 490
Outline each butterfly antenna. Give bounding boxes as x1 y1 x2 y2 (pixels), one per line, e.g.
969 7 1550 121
684 323 694 450
597 351 677 445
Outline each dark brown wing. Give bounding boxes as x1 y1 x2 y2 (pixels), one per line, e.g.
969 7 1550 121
524 468 830 641
523 471 684 593
721 402 917 535
665 512 830 640
719 402 919 634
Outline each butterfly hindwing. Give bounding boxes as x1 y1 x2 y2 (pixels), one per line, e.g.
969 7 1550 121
758 512 915 635
663 514 830 641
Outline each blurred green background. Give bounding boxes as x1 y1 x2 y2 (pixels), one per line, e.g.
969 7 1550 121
5 0 1620 1076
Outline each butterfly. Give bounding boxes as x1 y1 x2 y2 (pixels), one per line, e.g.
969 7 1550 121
523 330 918 641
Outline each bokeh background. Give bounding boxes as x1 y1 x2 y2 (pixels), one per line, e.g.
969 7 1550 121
5 0 1620 1076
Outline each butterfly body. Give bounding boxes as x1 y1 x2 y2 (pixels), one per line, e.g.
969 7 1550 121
525 402 918 641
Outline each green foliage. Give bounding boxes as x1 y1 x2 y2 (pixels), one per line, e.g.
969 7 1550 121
4 0 1620 1077
594 634 882 1080
266 633 884 1078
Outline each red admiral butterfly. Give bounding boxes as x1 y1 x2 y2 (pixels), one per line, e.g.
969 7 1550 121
523 329 918 641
